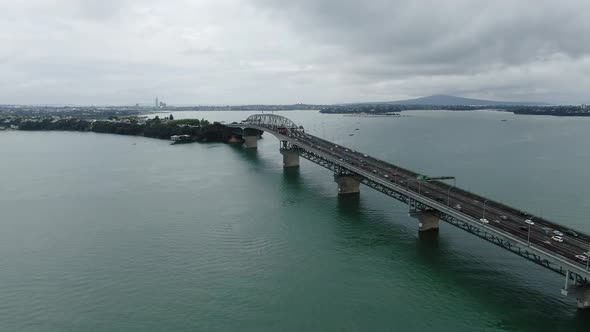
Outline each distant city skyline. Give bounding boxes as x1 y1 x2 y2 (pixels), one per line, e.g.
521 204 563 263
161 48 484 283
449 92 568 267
2 1 590 105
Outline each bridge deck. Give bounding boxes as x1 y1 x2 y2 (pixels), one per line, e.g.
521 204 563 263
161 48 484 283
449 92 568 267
228 121 590 283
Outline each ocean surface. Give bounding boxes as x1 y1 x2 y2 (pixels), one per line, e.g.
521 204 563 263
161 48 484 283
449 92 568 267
1 110 590 331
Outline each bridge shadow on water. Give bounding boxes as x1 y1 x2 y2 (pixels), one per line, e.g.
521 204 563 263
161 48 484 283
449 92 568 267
281 167 302 186
332 194 589 330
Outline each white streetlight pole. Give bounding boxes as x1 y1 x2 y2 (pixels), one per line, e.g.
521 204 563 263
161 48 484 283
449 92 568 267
527 217 533 246
447 187 454 206
483 200 489 219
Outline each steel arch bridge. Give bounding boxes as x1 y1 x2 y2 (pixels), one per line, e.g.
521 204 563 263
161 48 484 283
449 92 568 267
244 114 301 131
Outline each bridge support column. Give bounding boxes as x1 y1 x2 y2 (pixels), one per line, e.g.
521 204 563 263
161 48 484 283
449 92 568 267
243 135 258 149
410 210 440 232
334 174 361 195
281 149 299 168
576 287 590 309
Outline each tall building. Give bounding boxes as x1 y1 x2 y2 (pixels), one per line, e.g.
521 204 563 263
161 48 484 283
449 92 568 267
155 97 159 108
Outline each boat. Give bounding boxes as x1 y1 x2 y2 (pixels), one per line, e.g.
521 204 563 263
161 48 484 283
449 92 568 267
170 134 193 144
349 134 354 136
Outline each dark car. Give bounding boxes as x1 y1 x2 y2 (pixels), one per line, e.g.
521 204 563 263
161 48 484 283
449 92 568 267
566 230 579 237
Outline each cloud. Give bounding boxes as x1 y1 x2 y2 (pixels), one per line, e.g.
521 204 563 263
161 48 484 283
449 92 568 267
0 0 589 104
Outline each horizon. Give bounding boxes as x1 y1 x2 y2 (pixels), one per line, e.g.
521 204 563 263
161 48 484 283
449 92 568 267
0 94 569 107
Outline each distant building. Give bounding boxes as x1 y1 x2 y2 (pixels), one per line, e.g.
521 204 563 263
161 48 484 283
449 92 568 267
581 104 587 111
155 97 159 108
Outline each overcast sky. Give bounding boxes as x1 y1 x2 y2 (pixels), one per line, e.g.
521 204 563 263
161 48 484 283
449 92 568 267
2 0 590 105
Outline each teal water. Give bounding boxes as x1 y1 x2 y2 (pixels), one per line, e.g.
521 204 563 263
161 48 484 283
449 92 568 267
1 110 590 331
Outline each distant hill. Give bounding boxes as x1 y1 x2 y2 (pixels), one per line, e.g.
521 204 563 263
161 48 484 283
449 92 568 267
379 95 546 106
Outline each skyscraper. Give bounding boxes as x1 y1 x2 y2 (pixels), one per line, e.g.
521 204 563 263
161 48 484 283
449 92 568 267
155 97 159 108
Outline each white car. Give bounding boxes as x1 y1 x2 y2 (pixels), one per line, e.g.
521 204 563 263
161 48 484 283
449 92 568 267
384 174 389 178
479 218 489 224
524 219 534 225
500 215 508 220
553 230 563 236
576 254 589 262
551 236 564 243
363 154 368 158
454 204 462 210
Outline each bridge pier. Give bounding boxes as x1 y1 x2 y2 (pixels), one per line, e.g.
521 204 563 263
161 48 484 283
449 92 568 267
281 149 300 168
410 210 440 232
334 174 361 195
243 135 258 149
576 287 590 309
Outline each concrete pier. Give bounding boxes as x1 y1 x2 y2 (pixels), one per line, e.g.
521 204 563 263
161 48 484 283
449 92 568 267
410 210 440 232
577 288 590 309
281 150 300 168
334 174 361 195
243 135 258 149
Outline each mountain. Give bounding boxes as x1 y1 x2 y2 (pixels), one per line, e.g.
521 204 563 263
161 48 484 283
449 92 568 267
380 95 546 106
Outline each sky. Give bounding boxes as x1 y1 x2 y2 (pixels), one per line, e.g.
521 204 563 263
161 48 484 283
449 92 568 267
1 0 590 105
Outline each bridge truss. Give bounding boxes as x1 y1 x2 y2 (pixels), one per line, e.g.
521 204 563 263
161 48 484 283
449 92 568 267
244 114 301 131
284 142 589 286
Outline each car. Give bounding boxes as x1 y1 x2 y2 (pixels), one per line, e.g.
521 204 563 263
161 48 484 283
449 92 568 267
384 174 389 178
519 225 528 231
576 254 589 262
479 218 489 224
500 215 508 220
493 219 500 223
330 148 334 151
566 230 579 237
454 204 462 210
524 219 534 225
435 197 445 202
345 149 349 152
390 179 395 182
553 230 563 236
363 154 368 158
551 236 564 243
372 169 377 173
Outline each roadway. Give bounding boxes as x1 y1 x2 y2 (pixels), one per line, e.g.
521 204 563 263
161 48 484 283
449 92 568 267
283 129 590 271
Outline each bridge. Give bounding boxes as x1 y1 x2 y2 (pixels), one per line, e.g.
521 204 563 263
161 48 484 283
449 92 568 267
228 114 590 310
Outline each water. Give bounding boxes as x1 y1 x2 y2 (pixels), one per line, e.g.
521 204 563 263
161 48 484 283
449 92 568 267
1 110 590 331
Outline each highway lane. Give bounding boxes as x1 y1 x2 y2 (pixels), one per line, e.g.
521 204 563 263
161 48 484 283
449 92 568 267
286 130 590 269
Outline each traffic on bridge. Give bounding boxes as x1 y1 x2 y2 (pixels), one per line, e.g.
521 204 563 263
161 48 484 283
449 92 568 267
228 113 590 309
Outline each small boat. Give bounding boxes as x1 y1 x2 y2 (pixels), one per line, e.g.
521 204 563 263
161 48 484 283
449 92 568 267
355 128 359 130
501 119 508 122
349 133 354 136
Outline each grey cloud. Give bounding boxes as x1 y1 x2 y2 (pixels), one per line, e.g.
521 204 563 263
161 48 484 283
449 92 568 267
257 0 590 67
1 0 590 104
